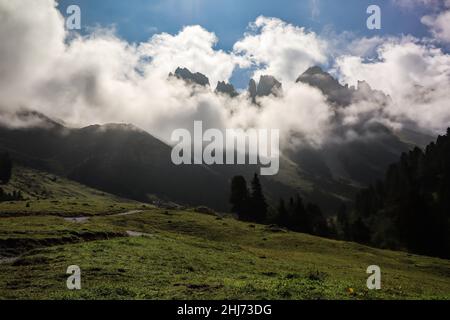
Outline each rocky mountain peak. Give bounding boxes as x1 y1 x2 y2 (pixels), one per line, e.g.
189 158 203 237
296 66 356 106
257 75 282 97
215 81 238 97
297 66 391 107
171 67 210 87
248 75 282 102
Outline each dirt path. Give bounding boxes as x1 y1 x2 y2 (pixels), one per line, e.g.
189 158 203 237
126 230 153 237
0 256 19 265
1 210 148 262
0 228 153 265
63 210 144 223
63 217 90 223
114 210 143 217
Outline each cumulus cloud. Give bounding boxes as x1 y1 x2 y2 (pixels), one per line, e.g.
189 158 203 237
422 10 450 43
392 0 450 44
335 38 450 133
139 25 244 86
250 82 333 147
233 16 328 82
1 0 450 154
0 1 334 148
0 0 65 110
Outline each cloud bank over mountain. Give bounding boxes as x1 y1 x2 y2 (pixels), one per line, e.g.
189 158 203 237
0 0 449 150
335 38 450 132
233 16 328 83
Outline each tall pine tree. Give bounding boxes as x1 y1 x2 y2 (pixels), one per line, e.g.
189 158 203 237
290 195 309 233
230 176 250 221
0 152 12 185
277 198 289 227
250 173 267 223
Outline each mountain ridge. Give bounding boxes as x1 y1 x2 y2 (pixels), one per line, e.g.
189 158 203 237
0 66 437 213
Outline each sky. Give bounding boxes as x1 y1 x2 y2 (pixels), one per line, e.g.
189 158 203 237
55 0 448 87
1 0 450 147
56 0 433 47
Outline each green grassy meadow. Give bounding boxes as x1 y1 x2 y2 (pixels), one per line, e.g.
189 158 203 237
0 167 449 300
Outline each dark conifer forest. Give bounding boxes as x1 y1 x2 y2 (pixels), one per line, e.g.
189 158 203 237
232 129 450 259
350 128 450 258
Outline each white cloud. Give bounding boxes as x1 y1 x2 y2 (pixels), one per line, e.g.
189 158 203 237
422 10 450 43
347 36 387 57
392 0 450 44
139 25 244 86
256 82 333 146
0 1 333 148
335 38 450 133
0 0 65 109
233 16 328 82
1 0 450 153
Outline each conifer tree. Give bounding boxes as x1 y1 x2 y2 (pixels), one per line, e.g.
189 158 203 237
230 176 250 220
250 173 267 222
0 152 12 185
277 198 289 227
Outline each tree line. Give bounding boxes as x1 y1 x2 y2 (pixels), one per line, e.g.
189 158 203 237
0 152 12 185
230 174 268 223
229 128 450 259
0 152 22 202
343 128 450 259
230 173 332 237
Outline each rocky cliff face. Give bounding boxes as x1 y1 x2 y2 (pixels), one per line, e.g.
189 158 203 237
248 75 282 102
248 79 257 102
171 67 210 87
296 66 390 107
257 75 282 97
296 66 354 106
216 81 238 97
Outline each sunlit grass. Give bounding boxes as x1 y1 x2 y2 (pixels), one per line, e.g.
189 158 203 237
1 208 449 300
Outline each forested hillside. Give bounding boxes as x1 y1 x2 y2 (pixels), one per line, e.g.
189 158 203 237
350 129 450 258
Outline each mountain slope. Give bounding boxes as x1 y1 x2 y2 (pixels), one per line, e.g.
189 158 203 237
0 165 142 216
288 67 431 187
0 118 229 210
0 66 436 214
0 111 352 213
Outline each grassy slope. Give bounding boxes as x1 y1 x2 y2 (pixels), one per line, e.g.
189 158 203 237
0 168 449 300
0 166 143 216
